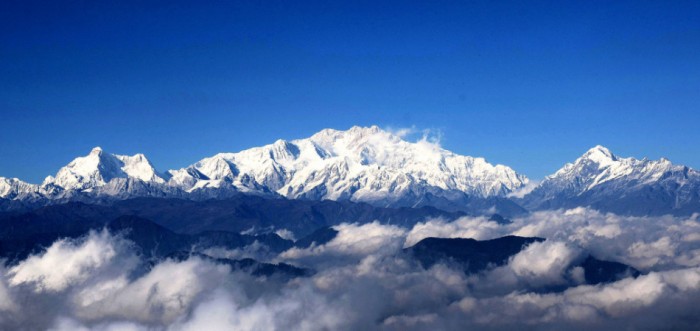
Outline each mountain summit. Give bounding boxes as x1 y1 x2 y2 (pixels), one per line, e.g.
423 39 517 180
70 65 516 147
168 126 528 210
44 147 169 191
0 126 528 214
2 132 698 216
521 145 700 215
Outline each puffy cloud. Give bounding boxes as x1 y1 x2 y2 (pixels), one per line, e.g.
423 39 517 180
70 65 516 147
508 241 582 286
280 222 406 264
485 267 700 325
8 230 137 293
408 208 700 272
2 209 700 330
404 216 501 247
0 231 233 329
171 291 274 331
71 257 230 324
0 270 17 312
628 236 677 269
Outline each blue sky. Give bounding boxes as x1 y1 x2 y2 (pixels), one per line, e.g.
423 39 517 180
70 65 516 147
2 1 699 182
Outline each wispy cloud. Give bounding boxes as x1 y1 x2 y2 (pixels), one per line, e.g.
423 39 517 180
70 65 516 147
506 179 539 198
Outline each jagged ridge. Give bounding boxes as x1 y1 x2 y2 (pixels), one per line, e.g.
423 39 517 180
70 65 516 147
0 126 528 213
520 145 700 215
2 130 699 216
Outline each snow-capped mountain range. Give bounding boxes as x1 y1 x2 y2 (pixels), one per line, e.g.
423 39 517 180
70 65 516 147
47 147 168 190
0 126 528 211
520 145 700 215
168 126 527 203
1 126 698 215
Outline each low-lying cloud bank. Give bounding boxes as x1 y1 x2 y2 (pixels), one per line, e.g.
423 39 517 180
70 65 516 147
406 208 700 272
1 208 699 330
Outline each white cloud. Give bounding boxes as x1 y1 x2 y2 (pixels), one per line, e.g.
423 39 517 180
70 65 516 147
384 126 417 139
506 180 540 198
0 270 17 312
628 237 677 269
508 241 582 286
406 208 700 272
404 216 501 247
274 229 296 241
71 257 230 324
8 230 136 293
2 209 700 330
281 221 406 263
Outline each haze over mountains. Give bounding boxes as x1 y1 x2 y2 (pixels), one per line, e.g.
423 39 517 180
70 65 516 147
1 126 698 216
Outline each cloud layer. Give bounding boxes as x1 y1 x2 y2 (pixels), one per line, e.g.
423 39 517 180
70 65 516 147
1 208 699 330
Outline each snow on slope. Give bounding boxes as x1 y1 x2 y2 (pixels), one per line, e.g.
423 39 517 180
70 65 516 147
43 147 169 191
2 131 699 216
521 145 700 214
0 177 39 200
0 126 527 211
169 126 529 205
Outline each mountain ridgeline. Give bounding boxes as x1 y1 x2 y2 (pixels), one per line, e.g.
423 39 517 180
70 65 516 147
1 126 698 216
519 145 700 215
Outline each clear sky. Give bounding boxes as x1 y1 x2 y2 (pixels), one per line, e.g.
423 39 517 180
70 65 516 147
2 1 699 183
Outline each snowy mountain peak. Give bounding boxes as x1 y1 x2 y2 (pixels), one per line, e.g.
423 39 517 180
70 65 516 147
306 126 430 167
523 146 700 214
2 127 698 216
548 146 677 189
46 147 167 191
90 146 103 155
581 145 616 163
171 126 529 208
0 177 39 199
270 139 301 161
